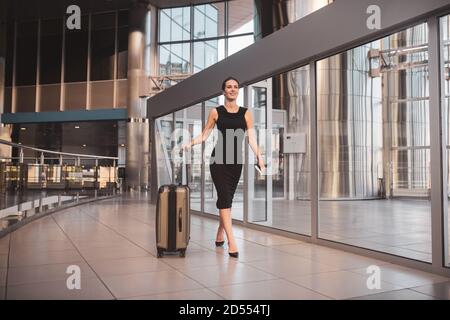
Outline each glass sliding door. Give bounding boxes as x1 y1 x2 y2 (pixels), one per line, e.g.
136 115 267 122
246 66 311 235
247 81 270 224
277 66 312 235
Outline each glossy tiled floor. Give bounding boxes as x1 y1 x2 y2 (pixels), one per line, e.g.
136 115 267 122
201 198 450 263
0 194 449 300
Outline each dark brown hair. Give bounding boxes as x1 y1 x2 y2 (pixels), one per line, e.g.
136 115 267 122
221 77 240 91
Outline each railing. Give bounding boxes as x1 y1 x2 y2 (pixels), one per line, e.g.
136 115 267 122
0 138 120 192
0 139 122 235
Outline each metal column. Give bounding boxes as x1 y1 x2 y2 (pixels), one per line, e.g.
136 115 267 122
126 1 150 191
428 16 447 271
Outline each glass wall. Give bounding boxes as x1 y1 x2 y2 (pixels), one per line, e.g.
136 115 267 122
318 23 432 262
40 19 62 84
151 4 450 270
65 15 89 83
4 10 128 113
40 19 63 112
158 1 254 79
117 10 129 79
174 105 203 212
155 114 174 187
284 0 332 25
90 12 115 81
204 98 221 217
440 14 450 267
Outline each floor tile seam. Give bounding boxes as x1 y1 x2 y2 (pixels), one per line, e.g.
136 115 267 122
244 251 376 268
408 282 450 299
238 261 304 279
188 241 224 252
276 276 337 300
5 277 116 300
155 262 279 288
207 277 336 300
343 268 449 290
177 262 282 282
11 226 66 236
117 286 226 300
83 265 182 279
49 214 118 300
7 256 87 269
280 272 409 301
6 268 101 288
82 252 158 263
191 238 278 253
8 246 79 257
101 267 210 296
183 275 283 293
348 287 440 300
92 211 155 228
241 252 338 268
167 259 244 271
244 259 348 278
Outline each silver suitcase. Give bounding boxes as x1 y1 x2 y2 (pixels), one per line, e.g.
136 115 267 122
156 183 190 258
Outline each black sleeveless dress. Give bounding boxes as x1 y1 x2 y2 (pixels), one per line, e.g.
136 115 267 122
209 105 248 209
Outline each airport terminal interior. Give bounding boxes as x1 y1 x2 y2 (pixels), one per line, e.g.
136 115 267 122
1 0 450 300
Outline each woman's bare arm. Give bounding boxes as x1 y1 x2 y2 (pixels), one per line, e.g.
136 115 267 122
244 110 265 169
182 108 217 150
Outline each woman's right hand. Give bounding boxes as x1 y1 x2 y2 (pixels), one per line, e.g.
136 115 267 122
181 142 191 152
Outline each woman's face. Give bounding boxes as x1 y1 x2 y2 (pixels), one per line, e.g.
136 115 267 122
223 79 239 101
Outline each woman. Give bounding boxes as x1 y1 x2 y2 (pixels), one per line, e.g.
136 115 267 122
182 77 265 258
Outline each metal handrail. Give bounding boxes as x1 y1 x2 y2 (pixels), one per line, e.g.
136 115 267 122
0 139 118 160
0 157 114 161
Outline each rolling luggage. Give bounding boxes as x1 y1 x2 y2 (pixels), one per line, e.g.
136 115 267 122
156 161 190 258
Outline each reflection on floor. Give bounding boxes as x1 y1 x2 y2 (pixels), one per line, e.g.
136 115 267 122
0 194 448 300
202 198 444 263
0 190 117 232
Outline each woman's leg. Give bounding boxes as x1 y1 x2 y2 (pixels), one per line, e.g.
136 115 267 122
216 219 224 242
219 208 238 253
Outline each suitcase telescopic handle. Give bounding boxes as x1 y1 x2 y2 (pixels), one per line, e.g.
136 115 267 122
178 149 189 186
178 207 182 232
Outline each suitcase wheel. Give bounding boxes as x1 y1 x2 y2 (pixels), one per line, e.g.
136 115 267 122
179 249 186 258
157 249 164 258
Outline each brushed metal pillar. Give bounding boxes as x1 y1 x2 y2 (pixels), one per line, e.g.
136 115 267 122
126 1 150 190
428 16 446 271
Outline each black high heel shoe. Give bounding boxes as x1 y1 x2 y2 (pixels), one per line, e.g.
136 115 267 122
228 251 239 258
215 241 225 247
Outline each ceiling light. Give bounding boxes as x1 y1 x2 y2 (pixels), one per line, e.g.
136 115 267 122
82 144 86 147
20 127 26 131
75 126 80 129
120 144 125 147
